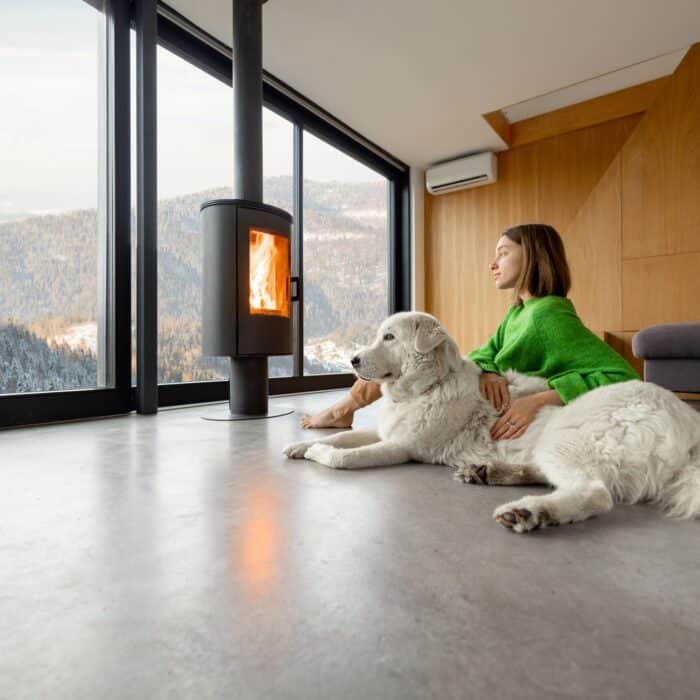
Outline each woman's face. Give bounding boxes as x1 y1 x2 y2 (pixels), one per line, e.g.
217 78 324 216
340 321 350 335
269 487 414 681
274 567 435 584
490 235 524 289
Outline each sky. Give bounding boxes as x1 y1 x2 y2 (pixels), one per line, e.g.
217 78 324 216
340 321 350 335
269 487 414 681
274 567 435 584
0 0 384 220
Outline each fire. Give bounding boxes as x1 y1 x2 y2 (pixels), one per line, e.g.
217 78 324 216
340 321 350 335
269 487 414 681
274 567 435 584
249 229 290 318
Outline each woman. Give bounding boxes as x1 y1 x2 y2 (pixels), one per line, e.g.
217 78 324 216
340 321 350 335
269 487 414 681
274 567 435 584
300 223 639 441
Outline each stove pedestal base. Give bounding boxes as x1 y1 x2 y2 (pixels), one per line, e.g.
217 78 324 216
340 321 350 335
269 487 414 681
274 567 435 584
201 356 293 421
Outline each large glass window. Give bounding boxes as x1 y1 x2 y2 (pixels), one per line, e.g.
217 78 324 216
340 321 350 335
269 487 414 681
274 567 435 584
156 44 232 385
156 47 295 383
302 131 389 374
0 5 406 426
0 0 106 395
263 107 294 377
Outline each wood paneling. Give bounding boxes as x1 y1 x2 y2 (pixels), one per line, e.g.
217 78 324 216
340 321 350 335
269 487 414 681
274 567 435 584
426 116 638 352
482 110 512 147
536 120 637 234
426 42 700 355
426 168 508 350
508 77 669 148
622 44 700 259
564 154 623 332
623 253 700 329
494 141 540 232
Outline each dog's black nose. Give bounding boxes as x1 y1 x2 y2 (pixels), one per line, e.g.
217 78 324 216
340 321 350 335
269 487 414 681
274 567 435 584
350 355 361 367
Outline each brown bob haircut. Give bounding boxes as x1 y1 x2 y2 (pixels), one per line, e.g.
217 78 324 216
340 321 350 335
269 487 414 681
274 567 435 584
502 223 571 303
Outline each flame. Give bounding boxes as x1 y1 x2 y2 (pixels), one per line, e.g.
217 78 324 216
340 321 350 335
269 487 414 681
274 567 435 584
249 229 290 317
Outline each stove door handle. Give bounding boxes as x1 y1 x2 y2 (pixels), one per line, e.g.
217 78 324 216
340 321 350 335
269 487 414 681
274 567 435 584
291 276 301 302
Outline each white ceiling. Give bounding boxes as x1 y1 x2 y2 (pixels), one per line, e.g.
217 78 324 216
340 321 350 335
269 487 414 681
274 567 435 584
167 0 700 169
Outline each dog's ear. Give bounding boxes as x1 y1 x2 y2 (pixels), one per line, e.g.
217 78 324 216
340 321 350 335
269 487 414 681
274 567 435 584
414 317 447 354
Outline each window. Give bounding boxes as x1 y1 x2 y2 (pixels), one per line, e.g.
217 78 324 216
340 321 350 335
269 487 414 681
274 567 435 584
263 107 294 377
156 47 296 383
0 4 408 426
302 130 389 375
156 44 232 385
0 0 107 395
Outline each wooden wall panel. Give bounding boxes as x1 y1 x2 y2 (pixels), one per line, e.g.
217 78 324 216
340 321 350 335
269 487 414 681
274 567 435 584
494 142 540 232
622 43 700 259
622 253 700 329
426 175 509 351
536 119 638 232
563 154 623 333
426 116 638 352
482 109 511 147
425 42 699 354
509 77 668 148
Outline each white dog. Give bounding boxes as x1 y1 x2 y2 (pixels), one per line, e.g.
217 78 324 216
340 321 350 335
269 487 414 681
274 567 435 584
284 312 700 533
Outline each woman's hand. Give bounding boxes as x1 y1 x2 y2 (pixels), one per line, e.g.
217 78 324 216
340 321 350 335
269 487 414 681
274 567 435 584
490 390 563 440
490 395 542 440
479 372 510 412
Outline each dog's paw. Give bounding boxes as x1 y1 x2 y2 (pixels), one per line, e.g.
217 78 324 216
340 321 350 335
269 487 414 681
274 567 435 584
305 443 344 469
453 464 489 485
493 499 559 533
283 440 316 459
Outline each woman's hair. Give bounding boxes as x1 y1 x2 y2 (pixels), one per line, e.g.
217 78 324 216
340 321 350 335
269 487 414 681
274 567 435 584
502 223 571 303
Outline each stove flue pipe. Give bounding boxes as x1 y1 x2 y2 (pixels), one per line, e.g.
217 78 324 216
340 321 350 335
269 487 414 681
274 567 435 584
228 0 266 417
232 0 264 203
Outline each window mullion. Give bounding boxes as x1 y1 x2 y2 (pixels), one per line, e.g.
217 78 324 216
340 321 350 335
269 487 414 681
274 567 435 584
134 0 158 413
111 0 132 403
292 123 304 377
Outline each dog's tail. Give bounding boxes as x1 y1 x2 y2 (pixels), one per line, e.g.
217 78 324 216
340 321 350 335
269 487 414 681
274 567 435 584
657 449 700 520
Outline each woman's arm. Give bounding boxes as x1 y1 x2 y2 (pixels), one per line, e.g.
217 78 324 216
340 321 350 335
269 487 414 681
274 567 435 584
535 389 564 407
467 337 501 374
466 308 514 373
532 301 639 405
490 389 562 440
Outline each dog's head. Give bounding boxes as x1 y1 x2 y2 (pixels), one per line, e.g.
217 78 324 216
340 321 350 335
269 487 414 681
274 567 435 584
350 312 462 397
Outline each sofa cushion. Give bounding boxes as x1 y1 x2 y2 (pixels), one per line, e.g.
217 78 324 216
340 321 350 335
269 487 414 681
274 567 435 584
632 322 700 359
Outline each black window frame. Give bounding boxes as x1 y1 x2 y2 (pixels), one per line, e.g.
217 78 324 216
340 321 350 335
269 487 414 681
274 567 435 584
0 0 132 429
0 0 410 428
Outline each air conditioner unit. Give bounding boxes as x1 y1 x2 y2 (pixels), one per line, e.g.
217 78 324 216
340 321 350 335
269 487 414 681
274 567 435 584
426 152 498 195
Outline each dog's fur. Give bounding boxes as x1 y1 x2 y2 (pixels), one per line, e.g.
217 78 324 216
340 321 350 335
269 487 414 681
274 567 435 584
284 312 700 532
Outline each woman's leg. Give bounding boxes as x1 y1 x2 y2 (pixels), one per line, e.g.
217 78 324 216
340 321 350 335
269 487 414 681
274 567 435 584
300 379 383 429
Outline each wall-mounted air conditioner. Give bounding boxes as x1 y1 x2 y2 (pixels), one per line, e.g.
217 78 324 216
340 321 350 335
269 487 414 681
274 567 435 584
426 152 498 195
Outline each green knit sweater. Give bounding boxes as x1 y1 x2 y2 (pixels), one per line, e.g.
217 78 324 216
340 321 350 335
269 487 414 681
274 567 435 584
467 295 639 405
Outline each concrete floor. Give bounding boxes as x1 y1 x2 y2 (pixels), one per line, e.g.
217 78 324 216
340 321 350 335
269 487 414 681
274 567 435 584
2 390 699 700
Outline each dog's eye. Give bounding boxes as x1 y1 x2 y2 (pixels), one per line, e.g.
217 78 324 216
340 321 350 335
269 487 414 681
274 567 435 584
383 333 395 341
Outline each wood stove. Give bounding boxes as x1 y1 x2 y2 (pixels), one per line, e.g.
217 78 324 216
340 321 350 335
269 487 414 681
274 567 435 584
201 199 295 419
200 0 295 420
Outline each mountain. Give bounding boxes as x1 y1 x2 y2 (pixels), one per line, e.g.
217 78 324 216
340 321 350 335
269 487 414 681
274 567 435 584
0 176 389 393
0 321 97 394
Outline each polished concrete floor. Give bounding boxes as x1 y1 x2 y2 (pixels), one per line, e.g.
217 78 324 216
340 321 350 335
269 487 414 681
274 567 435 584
2 390 699 700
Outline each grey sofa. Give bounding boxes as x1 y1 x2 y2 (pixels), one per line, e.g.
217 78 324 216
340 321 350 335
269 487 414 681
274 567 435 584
632 322 700 393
